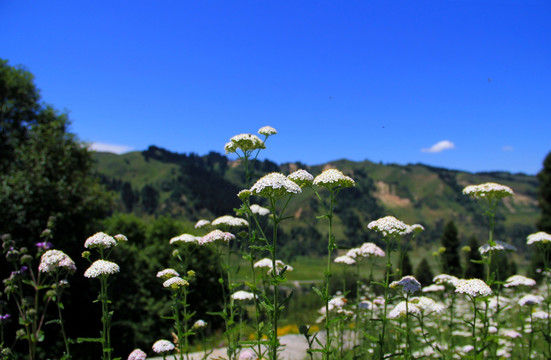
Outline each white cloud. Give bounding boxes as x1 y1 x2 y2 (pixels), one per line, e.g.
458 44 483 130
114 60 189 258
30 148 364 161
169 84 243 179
89 142 133 154
421 140 455 153
502 145 514 151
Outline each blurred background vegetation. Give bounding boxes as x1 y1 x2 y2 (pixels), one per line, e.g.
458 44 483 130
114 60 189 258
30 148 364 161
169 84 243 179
2 57 550 358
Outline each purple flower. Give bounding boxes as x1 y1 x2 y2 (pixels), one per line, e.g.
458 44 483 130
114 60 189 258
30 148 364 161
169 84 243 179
0 314 10 322
20 266 28 272
36 241 53 250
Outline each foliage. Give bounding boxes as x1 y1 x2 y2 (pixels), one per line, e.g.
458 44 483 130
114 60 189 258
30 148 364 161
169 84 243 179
537 151 551 232
440 221 463 276
464 236 485 279
414 257 433 286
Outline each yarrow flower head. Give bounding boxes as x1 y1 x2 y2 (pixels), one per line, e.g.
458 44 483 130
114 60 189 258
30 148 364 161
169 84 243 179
199 230 235 245
250 204 270 216
388 300 421 319
402 224 425 236
258 126 277 136
433 274 460 287
313 168 355 189
212 215 248 228
390 276 422 294
225 133 265 154
38 249 76 273
527 231 551 245
411 296 446 315
192 319 208 329
504 274 536 288
518 294 544 307
455 278 492 297
359 242 386 257
163 276 189 289
422 284 445 293
288 169 314 188
156 268 179 280
368 216 409 237
114 234 128 243
169 233 199 245
84 232 117 250
127 349 147 360
254 258 293 275
478 240 517 254
84 260 120 278
250 172 301 199
194 219 211 229
334 255 356 265
231 290 256 301
462 182 514 199
152 339 175 353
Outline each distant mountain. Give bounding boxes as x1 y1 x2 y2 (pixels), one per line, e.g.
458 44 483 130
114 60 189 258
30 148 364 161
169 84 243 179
93 145 540 258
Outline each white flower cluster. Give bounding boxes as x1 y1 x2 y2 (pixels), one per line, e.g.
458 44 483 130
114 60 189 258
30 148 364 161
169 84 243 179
258 126 277 136
478 240 517 254
250 204 270 216
127 348 147 360
518 294 544 307
288 169 314 187
388 300 420 319
455 278 492 297
367 216 409 237
169 233 199 245
504 275 536 288
253 258 293 275
84 232 117 249
192 319 208 329
390 276 421 294
38 249 76 273
152 339 175 353
199 230 235 245
462 182 514 199
224 133 265 154
194 219 211 229
402 224 425 235
433 274 459 287
231 290 256 301
313 169 355 189
527 231 551 245
156 268 179 279
422 284 445 293
212 215 248 227
411 296 446 315
163 276 189 289
250 172 301 199
84 260 120 278
334 255 356 265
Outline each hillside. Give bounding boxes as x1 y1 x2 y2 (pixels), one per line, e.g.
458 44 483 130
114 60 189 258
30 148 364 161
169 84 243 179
93 146 540 258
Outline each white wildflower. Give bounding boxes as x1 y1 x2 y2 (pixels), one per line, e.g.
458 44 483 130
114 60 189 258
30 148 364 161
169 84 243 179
504 275 536 288
532 311 549 320
258 126 277 136
156 268 179 279
502 329 522 338
114 234 128 242
127 348 147 360
250 204 270 216
169 233 199 244
313 169 355 189
212 215 248 227
38 250 76 273
367 216 409 237
84 232 117 249
334 255 356 265
422 284 445 293
518 294 544 307
194 219 211 229
253 258 273 269
199 230 235 245
527 231 551 245
478 240 517 254
231 290 256 301
163 276 189 289
152 339 175 353
225 133 265 154
455 278 492 297
359 242 386 257
250 172 301 198
411 296 446 315
433 274 459 287
388 301 420 319
288 169 314 187
462 182 514 199
192 319 207 329
238 349 256 360
84 260 120 278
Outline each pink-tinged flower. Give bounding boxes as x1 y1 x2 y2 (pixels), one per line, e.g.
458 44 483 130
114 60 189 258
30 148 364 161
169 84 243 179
504 275 536 287
199 230 235 245
518 294 544 307
39 250 76 273
152 339 174 353
212 215 248 227
334 255 356 265
367 216 408 237
127 348 147 360
162 276 189 289
156 268 179 279
455 278 492 297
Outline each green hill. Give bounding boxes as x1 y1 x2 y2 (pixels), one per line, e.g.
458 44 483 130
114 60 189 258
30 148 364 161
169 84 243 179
93 146 540 259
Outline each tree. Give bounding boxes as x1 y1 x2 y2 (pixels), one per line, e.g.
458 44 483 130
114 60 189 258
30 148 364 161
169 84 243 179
440 221 462 276
464 236 485 279
141 184 159 214
537 151 551 232
0 58 111 249
415 257 434 287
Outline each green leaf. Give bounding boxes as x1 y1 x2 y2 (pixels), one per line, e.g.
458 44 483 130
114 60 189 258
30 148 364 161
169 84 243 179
76 337 103 343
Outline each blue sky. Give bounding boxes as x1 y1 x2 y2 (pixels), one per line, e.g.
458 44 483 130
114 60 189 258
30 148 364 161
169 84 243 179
1 1 550 174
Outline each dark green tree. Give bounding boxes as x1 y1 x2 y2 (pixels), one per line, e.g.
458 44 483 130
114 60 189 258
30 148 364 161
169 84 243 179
414 257 434 287
537 151 551 232
141 184 159 214
121 182 138 212
440 221 463 276
464 236 485 279
0 59 111 249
